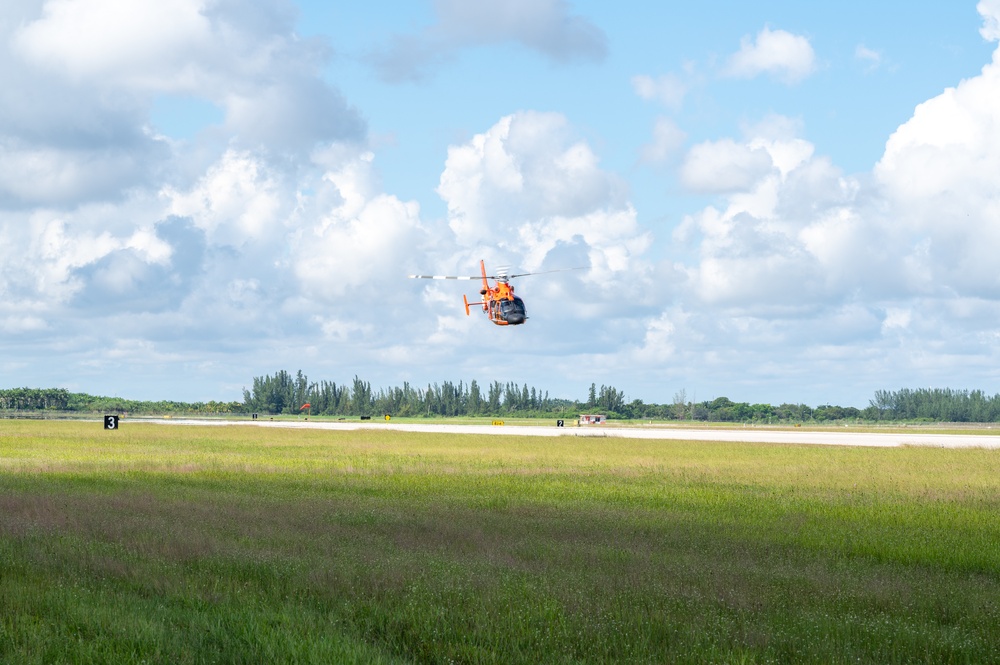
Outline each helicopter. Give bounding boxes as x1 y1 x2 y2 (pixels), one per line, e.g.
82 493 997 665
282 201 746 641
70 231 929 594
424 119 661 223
409 260 580 326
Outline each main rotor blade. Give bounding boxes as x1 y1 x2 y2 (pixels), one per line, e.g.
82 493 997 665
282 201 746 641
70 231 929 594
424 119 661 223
500 267 587 279
410 266 586 280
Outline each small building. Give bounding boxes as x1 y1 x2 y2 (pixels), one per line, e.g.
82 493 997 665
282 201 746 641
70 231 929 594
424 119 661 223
579 414 606 425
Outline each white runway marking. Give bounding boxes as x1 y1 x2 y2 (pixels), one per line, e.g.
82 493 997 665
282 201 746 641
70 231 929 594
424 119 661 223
141 419 1000 449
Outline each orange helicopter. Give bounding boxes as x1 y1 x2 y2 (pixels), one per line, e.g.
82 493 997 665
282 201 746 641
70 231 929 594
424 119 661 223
409 260 580 326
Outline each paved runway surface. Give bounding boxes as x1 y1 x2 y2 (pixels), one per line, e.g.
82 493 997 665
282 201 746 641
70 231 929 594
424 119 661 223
145 419 1000 449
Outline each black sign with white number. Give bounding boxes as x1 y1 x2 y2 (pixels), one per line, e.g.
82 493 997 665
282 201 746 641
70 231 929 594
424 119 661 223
557 419 564 427
104 415 119 430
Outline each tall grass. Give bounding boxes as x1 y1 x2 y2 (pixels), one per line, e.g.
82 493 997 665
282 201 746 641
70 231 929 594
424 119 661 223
2 420 999 663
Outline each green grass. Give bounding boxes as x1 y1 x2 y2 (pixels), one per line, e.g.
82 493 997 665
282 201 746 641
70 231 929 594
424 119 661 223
2 420 999 663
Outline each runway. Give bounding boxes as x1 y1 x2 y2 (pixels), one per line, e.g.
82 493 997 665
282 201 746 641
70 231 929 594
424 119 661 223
143 418 1000 449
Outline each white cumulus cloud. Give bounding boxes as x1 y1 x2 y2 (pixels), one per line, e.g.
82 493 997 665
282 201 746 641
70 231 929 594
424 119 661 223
13 0 214 90
164 149 286 246
680 139 775 193
438 112 629 248
874 13 1000 297
296 153 424 300
13 0 363 154
980 0 1000 41
369 0 606 82
723 26 817 84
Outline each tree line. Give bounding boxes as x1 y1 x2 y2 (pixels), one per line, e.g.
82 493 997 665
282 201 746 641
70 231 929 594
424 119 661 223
0 387 242 415
240 370 861 421
867 388 1000 422
8 376 1000 423
241 370 575 417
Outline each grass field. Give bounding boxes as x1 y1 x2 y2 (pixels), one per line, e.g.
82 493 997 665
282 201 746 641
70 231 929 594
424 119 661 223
2 420 999 663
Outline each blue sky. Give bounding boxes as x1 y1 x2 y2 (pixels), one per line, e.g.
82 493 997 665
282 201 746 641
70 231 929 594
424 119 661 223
2 0 1000 407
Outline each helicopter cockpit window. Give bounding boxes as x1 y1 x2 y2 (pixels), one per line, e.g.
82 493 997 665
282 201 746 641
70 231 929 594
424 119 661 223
500 298 526 316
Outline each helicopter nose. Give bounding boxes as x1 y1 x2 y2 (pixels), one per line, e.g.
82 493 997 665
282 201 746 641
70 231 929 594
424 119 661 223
506 312 525 325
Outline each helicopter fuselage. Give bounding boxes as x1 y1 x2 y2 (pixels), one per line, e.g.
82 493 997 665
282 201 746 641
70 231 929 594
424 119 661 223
490 293 527 325
470 266 528 325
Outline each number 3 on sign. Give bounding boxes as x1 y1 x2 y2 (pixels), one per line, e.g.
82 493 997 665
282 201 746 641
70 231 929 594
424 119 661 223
104 415 119 430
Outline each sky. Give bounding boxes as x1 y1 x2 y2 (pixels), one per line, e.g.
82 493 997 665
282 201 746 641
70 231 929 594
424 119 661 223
2 0 1000 408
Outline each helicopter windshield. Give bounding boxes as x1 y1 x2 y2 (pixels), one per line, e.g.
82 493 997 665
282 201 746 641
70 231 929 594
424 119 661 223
498 297 527 324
